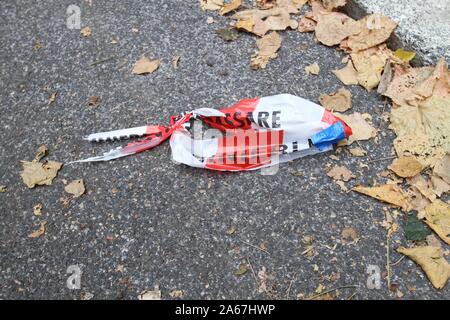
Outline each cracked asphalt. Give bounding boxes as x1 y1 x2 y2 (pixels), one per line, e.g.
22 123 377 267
0 0 449 300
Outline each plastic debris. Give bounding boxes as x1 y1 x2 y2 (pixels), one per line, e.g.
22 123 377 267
73 94 352 171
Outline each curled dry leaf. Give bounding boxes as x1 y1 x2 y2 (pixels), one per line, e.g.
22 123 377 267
0 185 6 193
28 221 47 238
132 57 160 75
350 44 392 92
397 246 450 289
88 96 100 107
341 227 358 243
138 289 162 300
64 179 86 198
250 31 281 70
327 165 355 182
235 263 249 276
353 184 410 209
423 200 450 246
80 26 92 37
319 87 352 112
304 62 320 75
332 61 359 85
388 156 423 178
169 290 184 298
171 55 180 70
33 203 42 216
334 112 377 145
346 14 397 52
219 0 241 15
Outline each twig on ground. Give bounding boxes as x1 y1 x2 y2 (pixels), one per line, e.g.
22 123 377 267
89 56 117 67
285 272 298 299
238 238 270 255
306 285 358 300
390 255 405 267
386 234 391 291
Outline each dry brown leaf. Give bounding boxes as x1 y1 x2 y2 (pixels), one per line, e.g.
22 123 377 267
388 156 423 178
33 203 42 216
335 112 377 145
21 161 63 189
346 14 397 52
250 31 281 70
319 87 352 112
200 0 224 11
341 227 358 243
349 147 367 157
169 290 184 298
431 175 450 197
406 186 431 212
397 246 450 289
132 57 160 75
350 44 392 91
433 154 450 184
353 184 410 209
232 6 298 36
138 289 162 300
80 26 92 37
65 179 85 198
423 200 450 246
220 0 241 15
315 12 360 47
88 96 100 107
321 0 347 10
305 62 320 75
171 55 180 70
407 174 436 202
426 234 442 248
335 180 348 192
298 16 317 32
332 61 359 85
28 221 47 238
327 165 355 182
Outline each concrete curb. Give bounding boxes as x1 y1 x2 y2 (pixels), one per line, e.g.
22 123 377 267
344 0 450 66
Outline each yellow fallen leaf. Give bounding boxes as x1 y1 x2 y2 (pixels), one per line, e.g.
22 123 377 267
397 246 450 289
21 160 63 189
219 0 241 15
394 48 416 63
393 133 445 168
28 221 47 238
346 14 397 52
49 92 57 105
80 26 92 37
327 165 355 182
353 184 410 209
334 112 377 145
305 62 320 75
235 19 255 32
132 57 160 75
0 185 6 193
64 179 86 198
388 156 423 178
423 200 450 246
319 87 352 112
332 61 359 85
250 31 281 70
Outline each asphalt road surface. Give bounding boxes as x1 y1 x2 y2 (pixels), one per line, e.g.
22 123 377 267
1 0 448 299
